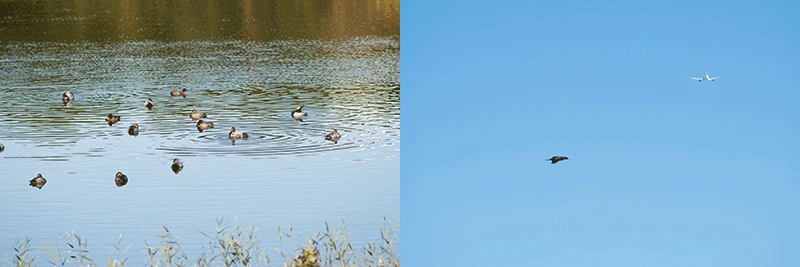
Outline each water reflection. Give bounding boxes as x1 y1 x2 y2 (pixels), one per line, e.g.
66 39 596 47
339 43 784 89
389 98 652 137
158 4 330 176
114 172 129 187
0 0 399 43
29 174 47 189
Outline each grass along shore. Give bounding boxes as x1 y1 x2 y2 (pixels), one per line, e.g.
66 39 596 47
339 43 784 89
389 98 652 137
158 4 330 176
7 217 398 267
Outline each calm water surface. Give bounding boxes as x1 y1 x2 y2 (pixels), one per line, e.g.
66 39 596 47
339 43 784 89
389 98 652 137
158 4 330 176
0 1 399 265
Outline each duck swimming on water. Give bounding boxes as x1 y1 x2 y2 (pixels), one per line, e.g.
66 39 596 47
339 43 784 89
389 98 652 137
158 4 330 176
29 173 46 189
62 91 74 106
128 123 139 136
144 98 154 110
106 114 121 126
325 129 341 144
196 120 214 132
115 172 128 187
291 105 308 121
171 158 183 174
62 91 74 101
189 109 207 120
170 88 187 97
229 127 249 139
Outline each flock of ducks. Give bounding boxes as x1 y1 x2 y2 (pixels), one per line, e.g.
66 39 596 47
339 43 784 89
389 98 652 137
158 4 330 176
17 88 342 189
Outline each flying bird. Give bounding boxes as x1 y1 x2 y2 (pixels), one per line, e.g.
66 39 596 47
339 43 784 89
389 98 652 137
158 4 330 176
547 156 569 164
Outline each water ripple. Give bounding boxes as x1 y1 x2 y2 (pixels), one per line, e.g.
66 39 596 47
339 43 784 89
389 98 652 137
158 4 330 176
0 37 399 160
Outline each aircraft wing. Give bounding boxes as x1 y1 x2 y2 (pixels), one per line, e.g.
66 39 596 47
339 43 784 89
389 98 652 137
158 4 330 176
710 76 722 80
690 77 703 81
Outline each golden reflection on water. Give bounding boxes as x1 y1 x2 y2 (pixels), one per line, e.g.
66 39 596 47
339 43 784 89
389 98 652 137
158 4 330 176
0 0 399 42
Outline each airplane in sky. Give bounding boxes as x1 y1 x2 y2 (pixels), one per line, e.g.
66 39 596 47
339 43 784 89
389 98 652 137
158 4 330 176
690 71 722 82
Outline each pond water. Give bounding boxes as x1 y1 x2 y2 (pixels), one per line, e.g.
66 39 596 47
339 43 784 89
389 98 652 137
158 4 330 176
0 1 399 265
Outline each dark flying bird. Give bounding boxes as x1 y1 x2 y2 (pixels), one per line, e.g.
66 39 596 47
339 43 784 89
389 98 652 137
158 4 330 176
547 156 569 164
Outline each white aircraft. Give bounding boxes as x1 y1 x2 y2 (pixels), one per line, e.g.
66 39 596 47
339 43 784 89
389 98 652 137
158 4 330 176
691 71 722 82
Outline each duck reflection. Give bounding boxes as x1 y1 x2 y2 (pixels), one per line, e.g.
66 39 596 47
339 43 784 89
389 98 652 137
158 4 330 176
29 173 46 189
171 158 183 174
114 172 128 187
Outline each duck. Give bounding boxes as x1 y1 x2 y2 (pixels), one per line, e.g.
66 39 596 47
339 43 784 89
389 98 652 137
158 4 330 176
115 172 128 187
144 98 154 110
189 109 207 120
62 91 74 106
171 158 184 174
0 142 4 153
229 127 249 139
170 88 187 97
105 113 121 126
291 105 308 121
196 120 214 132
325 129 341 144
128 123 139 136
62 91 74 101
29 173 46 189
547 156 569 164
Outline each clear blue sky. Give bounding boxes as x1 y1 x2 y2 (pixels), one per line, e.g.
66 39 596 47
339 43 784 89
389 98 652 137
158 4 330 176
402 1 799 266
